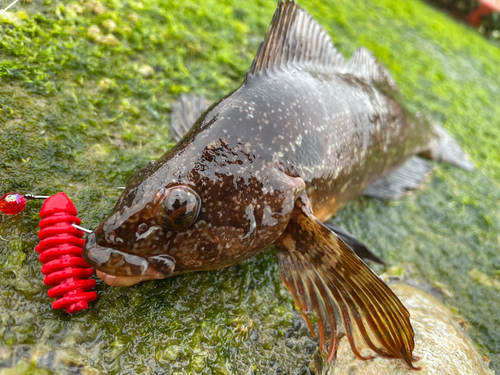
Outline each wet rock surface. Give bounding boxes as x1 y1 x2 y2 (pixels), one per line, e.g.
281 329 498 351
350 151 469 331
311 284 494 375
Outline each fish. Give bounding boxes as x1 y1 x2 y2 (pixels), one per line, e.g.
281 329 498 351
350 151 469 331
82 0 474 369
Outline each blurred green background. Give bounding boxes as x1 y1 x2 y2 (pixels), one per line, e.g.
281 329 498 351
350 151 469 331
1 0 500 373
426 0 500 43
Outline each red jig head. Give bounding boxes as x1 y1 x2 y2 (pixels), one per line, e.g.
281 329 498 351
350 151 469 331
0 193 27 215
0 193 50 215
35 193 97 313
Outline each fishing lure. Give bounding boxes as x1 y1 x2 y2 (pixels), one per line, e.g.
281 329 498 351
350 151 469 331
0 192 97 313
36 193 97 313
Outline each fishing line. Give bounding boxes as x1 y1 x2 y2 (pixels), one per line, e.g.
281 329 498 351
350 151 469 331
0 0 20 15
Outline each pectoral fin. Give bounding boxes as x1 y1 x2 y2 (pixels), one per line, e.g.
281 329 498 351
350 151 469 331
170 93 211 142
275 195 419 369
323 222 385 265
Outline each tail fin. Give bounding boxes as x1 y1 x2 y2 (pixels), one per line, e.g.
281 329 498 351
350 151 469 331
421 124 475 171
275 196 420 369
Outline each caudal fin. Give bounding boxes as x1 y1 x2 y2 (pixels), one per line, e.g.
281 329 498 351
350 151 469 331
275 196 420 369
421 124 475 171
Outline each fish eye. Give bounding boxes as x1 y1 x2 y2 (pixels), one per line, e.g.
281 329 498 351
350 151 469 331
154 186 201 230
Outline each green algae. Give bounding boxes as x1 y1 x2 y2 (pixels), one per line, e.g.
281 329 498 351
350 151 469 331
1 0 500 373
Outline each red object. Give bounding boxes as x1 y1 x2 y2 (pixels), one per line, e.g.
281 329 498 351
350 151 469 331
35 193 97 313
467 0 500 26
0 193 27 215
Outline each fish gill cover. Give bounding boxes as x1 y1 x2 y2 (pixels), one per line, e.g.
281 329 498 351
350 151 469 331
0 0 500 374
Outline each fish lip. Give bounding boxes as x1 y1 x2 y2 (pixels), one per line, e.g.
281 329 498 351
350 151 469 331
83 232 176 279
83 232 149 276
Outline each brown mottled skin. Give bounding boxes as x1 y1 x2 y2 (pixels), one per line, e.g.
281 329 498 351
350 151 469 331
83 64 433 282
81 1 443 367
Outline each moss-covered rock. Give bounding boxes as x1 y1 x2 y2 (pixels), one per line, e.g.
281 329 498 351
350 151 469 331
1 0 500 374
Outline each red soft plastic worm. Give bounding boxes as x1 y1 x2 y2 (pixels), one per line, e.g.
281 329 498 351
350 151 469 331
35 193 97 313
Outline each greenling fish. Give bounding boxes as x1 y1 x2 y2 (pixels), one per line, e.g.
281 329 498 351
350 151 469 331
83 0 473 368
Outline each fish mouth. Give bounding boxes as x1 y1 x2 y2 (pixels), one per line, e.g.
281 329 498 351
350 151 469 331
83 232 176 287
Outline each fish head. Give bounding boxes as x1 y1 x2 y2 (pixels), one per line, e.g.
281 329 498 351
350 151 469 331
82 139 305 286
83 179 201 284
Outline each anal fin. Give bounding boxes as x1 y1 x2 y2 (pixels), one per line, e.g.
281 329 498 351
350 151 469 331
275 195 419 369
323 222 385 265
170 93 210 143
362 156 434 200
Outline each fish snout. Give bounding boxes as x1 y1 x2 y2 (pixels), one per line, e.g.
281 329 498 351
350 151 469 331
83 232 150 276
83 233 177 286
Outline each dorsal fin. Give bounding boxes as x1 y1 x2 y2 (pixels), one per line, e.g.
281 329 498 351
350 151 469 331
245 0 345 81
345 47 399 93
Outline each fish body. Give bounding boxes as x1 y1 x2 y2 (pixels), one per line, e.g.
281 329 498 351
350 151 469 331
83 1 473 368
195 66 433 222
